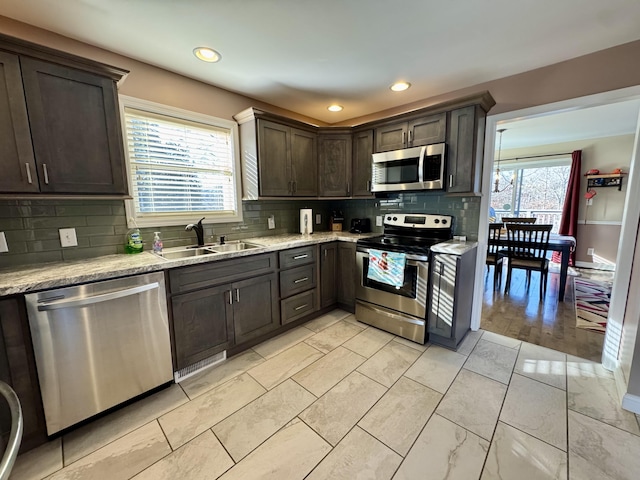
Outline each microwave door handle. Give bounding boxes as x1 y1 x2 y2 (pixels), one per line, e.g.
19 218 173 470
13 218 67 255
417 146 426 183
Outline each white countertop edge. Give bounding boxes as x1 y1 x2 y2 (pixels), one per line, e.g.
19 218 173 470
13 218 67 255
430 240 478 255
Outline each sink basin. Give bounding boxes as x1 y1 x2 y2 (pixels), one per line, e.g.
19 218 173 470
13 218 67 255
208 241 262 253
156 247 216 260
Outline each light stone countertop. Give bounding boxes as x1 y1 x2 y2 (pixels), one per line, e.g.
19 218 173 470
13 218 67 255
0 232 376 296
430 240 478 255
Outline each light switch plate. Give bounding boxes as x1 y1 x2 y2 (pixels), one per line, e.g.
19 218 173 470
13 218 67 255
59 228 78 247
0 232 8 253
376 216 383 227
316 214 321 224
268 215 276 230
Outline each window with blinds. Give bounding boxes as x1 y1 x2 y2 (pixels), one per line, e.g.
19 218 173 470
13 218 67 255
120 97 242 227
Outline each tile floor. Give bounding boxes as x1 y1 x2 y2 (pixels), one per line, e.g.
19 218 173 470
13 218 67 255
10 309 640 480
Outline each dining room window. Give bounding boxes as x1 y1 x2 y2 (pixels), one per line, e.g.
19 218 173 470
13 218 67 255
491 157 571 232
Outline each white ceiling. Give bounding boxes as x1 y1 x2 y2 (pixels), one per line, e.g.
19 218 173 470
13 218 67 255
2 0 640 126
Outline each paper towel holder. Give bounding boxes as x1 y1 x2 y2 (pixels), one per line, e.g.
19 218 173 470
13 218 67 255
300 208 313 235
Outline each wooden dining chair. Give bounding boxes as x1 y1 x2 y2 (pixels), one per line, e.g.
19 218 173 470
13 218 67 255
504 223 553 300
501 217 537 224
486 223 506 289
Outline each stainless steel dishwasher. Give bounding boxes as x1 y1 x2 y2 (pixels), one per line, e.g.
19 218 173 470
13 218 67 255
25 271 173 435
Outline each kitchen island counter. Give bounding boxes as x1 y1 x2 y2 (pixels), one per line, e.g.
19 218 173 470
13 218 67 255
0 232 375 296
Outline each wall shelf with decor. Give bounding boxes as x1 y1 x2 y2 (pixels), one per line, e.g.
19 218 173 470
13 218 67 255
586 174 625 191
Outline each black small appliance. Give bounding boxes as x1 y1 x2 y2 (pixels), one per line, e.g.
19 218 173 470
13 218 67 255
350 218 371 233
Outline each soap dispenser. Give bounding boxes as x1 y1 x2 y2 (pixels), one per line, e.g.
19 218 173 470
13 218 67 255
152 231 163 254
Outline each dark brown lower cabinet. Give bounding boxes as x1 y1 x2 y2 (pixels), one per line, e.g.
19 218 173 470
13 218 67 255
232 273 280 345
320 243 337 308
0 297 47 453
337 242 357 310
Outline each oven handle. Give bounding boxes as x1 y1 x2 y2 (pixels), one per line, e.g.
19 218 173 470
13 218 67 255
356 247 429 263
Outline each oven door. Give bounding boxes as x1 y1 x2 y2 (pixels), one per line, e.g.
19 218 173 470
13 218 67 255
355 248 429 318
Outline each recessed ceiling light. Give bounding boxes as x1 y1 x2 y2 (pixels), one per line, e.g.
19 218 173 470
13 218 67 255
390 82 411 92
193 47 221 63
327 104 343 112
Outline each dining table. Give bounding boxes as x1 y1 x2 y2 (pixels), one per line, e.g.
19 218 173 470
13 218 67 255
494 233 576 301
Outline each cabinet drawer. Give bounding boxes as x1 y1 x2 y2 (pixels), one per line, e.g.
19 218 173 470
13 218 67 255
279 246 316 269
281 289 317 325
280 264 317 298
169 253 277 294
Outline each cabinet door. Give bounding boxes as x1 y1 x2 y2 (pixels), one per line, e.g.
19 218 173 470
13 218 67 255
319 134 352 196
290 127 318 196
320 243 338 308
20 57 127 194
446 106 478 193
232 273 280 345
0 297 47 453
337 242 356 309
374 122 407 152
0 52 39 193
171 285 234 370
409 113 446 147
428 254 458 339
258 120 292 196
352 130 373 197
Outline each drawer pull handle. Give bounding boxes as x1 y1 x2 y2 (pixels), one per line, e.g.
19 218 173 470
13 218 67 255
293 254 308 260
294 304 308 311
294 277 309 284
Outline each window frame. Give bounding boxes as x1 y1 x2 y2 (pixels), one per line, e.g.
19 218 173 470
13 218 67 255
119 95 243 228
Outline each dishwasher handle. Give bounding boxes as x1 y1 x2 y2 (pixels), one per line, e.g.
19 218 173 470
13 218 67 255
37 282 160 311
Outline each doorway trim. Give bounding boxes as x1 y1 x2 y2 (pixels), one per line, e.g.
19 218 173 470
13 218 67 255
471 85 640 372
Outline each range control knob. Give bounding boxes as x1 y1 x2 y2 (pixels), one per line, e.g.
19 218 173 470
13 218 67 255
387 216 392 221
434 219 440 224
392 216 397 221
442 219 448 225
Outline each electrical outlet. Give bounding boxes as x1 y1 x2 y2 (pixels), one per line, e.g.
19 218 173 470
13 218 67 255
586 198 593 206
587 247 595 256
376 215 383 227
0 232 8 253
315 214 321 224
268 215 276 230
59 228 78 247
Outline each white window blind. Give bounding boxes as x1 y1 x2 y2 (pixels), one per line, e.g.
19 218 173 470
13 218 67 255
120 97 242 227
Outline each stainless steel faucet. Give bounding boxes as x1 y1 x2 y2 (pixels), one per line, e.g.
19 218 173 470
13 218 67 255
185 217 205 246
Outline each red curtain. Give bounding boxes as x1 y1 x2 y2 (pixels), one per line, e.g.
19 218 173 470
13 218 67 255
552 150 581 265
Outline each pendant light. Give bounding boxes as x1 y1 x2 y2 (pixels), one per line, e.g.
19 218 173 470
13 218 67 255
493 128 509 193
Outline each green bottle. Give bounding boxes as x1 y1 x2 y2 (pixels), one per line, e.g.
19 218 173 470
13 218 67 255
125 228 143 254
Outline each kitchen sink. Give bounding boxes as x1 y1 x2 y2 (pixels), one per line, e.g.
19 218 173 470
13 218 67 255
155 241 263 260
207 241 262 253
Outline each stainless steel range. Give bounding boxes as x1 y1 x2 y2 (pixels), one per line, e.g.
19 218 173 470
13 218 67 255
355 213 453 343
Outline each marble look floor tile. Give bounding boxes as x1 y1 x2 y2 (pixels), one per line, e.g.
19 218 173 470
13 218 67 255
63 384 188 464
393 414 489 480
342 326 394 358
247 342 324 389
359 377 441 455
304 309 351 332
251 326 315 359
292 346 366 396
131 430 233 480
393 336 429 352
159 373 266 449
307 426 402 480
500 374 567 451
455 329 483 356
218 419 331 480
213 379 316 461
515 342 567 390
566 355 614 379
481 422 567 480
304 320 365 353
48 421 170 480
464 339 518 384
357 341 421 387
568 410 640 480
11 438 62 480
436 369 507 441
481 330 522 349
404 345 467 394
180 350 265 400
567 364 640 435
300 371 387 446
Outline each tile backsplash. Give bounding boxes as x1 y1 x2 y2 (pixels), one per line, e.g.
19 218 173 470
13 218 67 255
0 194 480 268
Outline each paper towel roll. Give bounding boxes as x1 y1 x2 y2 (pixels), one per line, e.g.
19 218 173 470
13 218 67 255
300 209 313 234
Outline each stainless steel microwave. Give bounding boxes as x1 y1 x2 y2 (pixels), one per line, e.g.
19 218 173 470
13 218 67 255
371 143 446 192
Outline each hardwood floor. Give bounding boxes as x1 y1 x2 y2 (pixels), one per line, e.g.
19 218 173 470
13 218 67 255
480 264 609 361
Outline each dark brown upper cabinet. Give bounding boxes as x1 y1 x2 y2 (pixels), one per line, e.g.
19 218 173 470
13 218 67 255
446 105 485 194
319 131 352 197
374 113 446 152
351 129 374 197
0 34 129 196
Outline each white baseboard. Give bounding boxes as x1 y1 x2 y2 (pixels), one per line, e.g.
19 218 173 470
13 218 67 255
575 260 616 271
622 393 640 414
614 365 640 414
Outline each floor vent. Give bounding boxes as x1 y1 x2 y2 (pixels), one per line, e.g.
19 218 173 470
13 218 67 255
174 351 226 383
